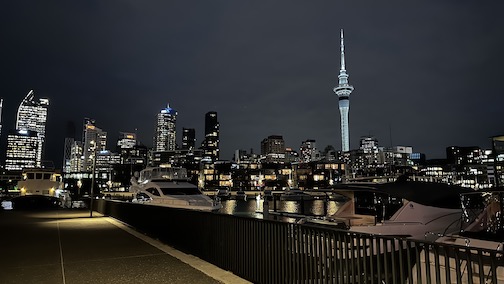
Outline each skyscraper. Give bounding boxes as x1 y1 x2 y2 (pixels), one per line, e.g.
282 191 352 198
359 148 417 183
182 128 196 150
82 119 107 172
62 121 76 173
0 98 3 140
333 30 354 152
154 104 177 152
260 135 285 163
69 141 83 173
117 132 137 150
15 90 49 167
5 129 39 170
202 111 219 161
300 139 319 163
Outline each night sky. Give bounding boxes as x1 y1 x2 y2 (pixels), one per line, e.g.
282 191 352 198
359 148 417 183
2 1 504 168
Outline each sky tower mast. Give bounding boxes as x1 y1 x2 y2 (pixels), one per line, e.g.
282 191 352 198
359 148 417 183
333 29 354 152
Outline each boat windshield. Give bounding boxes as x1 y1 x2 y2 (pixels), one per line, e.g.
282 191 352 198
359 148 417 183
353 191 403 222
459 191 504 241
160 187 202 196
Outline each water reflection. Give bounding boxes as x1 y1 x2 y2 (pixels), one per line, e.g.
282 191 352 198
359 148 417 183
219 199 264 219
218 199 343 220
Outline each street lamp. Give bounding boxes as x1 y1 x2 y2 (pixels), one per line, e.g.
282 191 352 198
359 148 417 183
89 142 97 217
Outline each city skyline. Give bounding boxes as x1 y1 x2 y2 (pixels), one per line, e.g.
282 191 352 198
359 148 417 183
1 2 504 167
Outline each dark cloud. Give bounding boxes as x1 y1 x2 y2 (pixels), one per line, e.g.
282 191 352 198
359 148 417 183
2 1 504 167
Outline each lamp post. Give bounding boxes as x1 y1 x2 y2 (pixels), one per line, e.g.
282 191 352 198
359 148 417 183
89 143 97 217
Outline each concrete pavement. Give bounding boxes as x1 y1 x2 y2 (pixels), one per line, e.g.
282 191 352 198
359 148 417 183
0 209 250 284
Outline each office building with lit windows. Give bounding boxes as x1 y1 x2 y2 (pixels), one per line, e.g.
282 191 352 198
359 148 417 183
116 132 148 166
62 121 76 173
117 132 137 150
202 111 219 161
15 90 49 167
182 128 196 150
0 98 3 140
69 141 83 173
261 135 286 163
82 119 107 172
300 139 319 163
5 129 39 170
154 104 177 152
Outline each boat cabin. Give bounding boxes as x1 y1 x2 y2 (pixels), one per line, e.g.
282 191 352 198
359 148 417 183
18 170 63 197
138 167 189 183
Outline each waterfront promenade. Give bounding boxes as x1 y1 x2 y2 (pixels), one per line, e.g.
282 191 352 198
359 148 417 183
0 209 249 284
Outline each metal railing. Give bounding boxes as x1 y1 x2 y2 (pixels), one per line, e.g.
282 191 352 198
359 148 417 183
94 200 503 284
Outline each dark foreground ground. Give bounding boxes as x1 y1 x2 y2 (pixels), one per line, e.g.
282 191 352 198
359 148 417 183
0 209 244 284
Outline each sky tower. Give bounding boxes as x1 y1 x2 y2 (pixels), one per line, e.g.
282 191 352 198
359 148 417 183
333 29 354 152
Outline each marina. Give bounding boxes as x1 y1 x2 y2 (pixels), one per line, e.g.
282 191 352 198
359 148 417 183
2 182 503 283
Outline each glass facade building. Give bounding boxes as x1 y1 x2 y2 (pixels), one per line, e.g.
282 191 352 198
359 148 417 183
202 111 219 161
182 128 196 150
154 104 177 152
15 90 49 167
82 119 107 172
5 129 39 170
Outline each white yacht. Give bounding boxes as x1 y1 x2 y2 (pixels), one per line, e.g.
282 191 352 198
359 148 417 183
300 181 471 241
131 167 222 211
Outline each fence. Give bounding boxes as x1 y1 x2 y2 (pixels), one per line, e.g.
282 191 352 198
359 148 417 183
94 200 503 283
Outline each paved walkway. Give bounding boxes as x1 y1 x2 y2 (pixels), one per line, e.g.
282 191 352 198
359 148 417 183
0 209 250 284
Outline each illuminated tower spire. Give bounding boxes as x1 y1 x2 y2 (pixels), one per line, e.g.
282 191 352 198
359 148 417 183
333 29 354 152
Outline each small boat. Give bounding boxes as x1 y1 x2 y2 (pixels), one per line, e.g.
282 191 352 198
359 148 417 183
131 167 222 211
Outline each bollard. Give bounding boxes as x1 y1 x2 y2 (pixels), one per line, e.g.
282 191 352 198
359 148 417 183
263 199 269 219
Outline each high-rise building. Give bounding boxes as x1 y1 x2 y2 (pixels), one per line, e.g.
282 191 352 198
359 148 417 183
182 128 196 150
202 111 219 161
117 132 137 150
261 135 285 163
5 129 39 170
446 146 483 165
62 121 76 173
95 150 121 174
0 98 3 140
360 136 379 154
154 104 177 152
300 139 319 163
15 90 49 167
82 119 107 172
333 30 354 152
117 132 140 165
69 141 83 173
